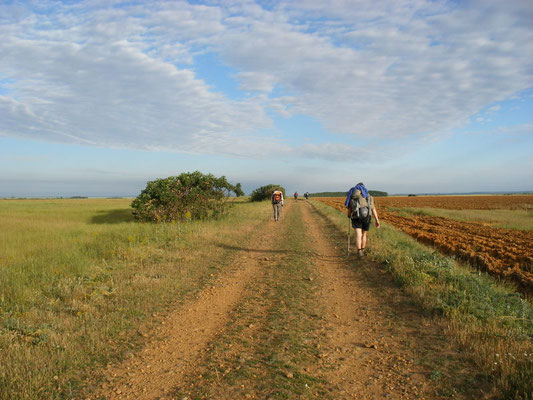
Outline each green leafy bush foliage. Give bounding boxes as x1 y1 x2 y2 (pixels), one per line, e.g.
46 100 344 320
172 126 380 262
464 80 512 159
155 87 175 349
369 190 388 197
131 171 241 222
250 184 286 202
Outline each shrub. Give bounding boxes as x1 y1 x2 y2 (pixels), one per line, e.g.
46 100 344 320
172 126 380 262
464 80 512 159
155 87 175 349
250 185 286 202
234 183 245 197
131 171 240 222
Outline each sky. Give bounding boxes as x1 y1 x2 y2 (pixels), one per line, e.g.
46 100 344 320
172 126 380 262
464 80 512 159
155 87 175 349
1 0 532 197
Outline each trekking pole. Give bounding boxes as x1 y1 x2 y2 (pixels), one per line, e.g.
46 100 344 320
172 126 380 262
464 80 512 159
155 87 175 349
347 216 351 254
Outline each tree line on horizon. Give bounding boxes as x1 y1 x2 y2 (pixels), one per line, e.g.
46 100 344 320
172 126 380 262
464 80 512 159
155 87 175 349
310 190 388 197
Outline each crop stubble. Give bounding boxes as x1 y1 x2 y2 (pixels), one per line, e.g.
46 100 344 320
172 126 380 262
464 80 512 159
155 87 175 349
317 196 533 294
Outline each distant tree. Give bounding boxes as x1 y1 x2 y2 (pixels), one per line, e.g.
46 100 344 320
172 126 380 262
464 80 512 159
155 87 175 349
369 190 388 197
131 171 240 222
234 183 245 197
310 192 346 197
250 184 286 202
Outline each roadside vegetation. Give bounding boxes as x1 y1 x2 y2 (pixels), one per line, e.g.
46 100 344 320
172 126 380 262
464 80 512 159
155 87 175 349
249 184 286 202
311 200 533 399
0 197 267 400
131 171 242 222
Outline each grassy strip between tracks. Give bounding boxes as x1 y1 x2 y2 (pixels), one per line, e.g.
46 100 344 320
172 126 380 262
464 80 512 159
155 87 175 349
176 202 330 400
386 206 533 231
0 198 269 400
311 199 533 400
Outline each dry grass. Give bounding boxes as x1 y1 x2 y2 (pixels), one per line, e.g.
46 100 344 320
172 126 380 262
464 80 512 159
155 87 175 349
0 198 268 400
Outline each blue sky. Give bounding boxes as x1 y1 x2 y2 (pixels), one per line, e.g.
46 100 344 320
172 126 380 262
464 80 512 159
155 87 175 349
1 0 532 197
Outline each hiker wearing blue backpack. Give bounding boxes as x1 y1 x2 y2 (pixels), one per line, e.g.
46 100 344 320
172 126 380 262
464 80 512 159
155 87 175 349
345 182 381 257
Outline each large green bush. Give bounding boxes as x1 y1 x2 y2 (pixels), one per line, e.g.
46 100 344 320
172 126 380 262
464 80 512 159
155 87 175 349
250 184 286 202
131 171 241 222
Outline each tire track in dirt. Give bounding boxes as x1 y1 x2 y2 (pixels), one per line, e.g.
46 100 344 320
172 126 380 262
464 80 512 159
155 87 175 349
174 200 327 399
302 201 488 399
91 202 293 400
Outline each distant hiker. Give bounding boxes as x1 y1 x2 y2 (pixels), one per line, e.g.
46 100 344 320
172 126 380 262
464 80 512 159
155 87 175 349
304 192 309 200
294 192 299 200
271 189 284 222
345 182 380 257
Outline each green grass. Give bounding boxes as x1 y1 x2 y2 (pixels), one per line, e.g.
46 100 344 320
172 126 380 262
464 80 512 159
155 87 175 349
0 198 270 400
387 206 533 231
311 199 533 400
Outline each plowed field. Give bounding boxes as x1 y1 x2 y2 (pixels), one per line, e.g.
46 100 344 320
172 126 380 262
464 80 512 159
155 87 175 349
317 197 533 294
376 194 533 210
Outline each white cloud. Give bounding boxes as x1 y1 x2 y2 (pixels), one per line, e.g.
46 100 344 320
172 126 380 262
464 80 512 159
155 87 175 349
0 25 272 152
292 142 374 162
0 0 532 161
236 71 277 92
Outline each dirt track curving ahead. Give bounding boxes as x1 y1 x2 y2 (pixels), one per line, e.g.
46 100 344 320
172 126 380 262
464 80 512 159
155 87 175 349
88 200 491 400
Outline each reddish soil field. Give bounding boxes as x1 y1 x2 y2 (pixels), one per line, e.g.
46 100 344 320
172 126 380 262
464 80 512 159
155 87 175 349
376 194 533 210
317 197 533 294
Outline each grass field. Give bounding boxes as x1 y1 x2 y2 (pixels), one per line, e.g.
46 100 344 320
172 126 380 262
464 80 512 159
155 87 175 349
0 198 267 399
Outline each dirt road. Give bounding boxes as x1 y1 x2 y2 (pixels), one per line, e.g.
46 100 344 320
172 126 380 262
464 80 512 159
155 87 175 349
90 200 487 399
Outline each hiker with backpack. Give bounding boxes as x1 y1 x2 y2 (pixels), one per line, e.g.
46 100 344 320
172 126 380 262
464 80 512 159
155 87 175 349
271 189 284 222
294 192 299 200
345 182 380 257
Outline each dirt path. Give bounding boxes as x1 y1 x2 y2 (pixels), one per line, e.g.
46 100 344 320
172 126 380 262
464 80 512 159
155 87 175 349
92 202 293 400
90 200 484 399
301 201 470 399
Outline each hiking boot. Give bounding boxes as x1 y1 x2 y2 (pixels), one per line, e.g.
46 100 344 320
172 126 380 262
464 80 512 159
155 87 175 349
357 249 365 257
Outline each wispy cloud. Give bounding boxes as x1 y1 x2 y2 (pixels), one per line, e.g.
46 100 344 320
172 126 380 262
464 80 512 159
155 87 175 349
464 123 533 136
1 0 532 161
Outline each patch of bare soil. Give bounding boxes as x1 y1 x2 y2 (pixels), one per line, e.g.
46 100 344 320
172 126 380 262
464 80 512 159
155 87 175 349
174 200 329 399
90 203 292 400
301 201 488 399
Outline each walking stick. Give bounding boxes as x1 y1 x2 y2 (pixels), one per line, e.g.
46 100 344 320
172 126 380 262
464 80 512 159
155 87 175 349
347 216 351 254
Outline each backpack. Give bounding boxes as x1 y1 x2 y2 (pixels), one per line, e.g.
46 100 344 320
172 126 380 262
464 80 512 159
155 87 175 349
349 190 372 220
273 191 282 204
